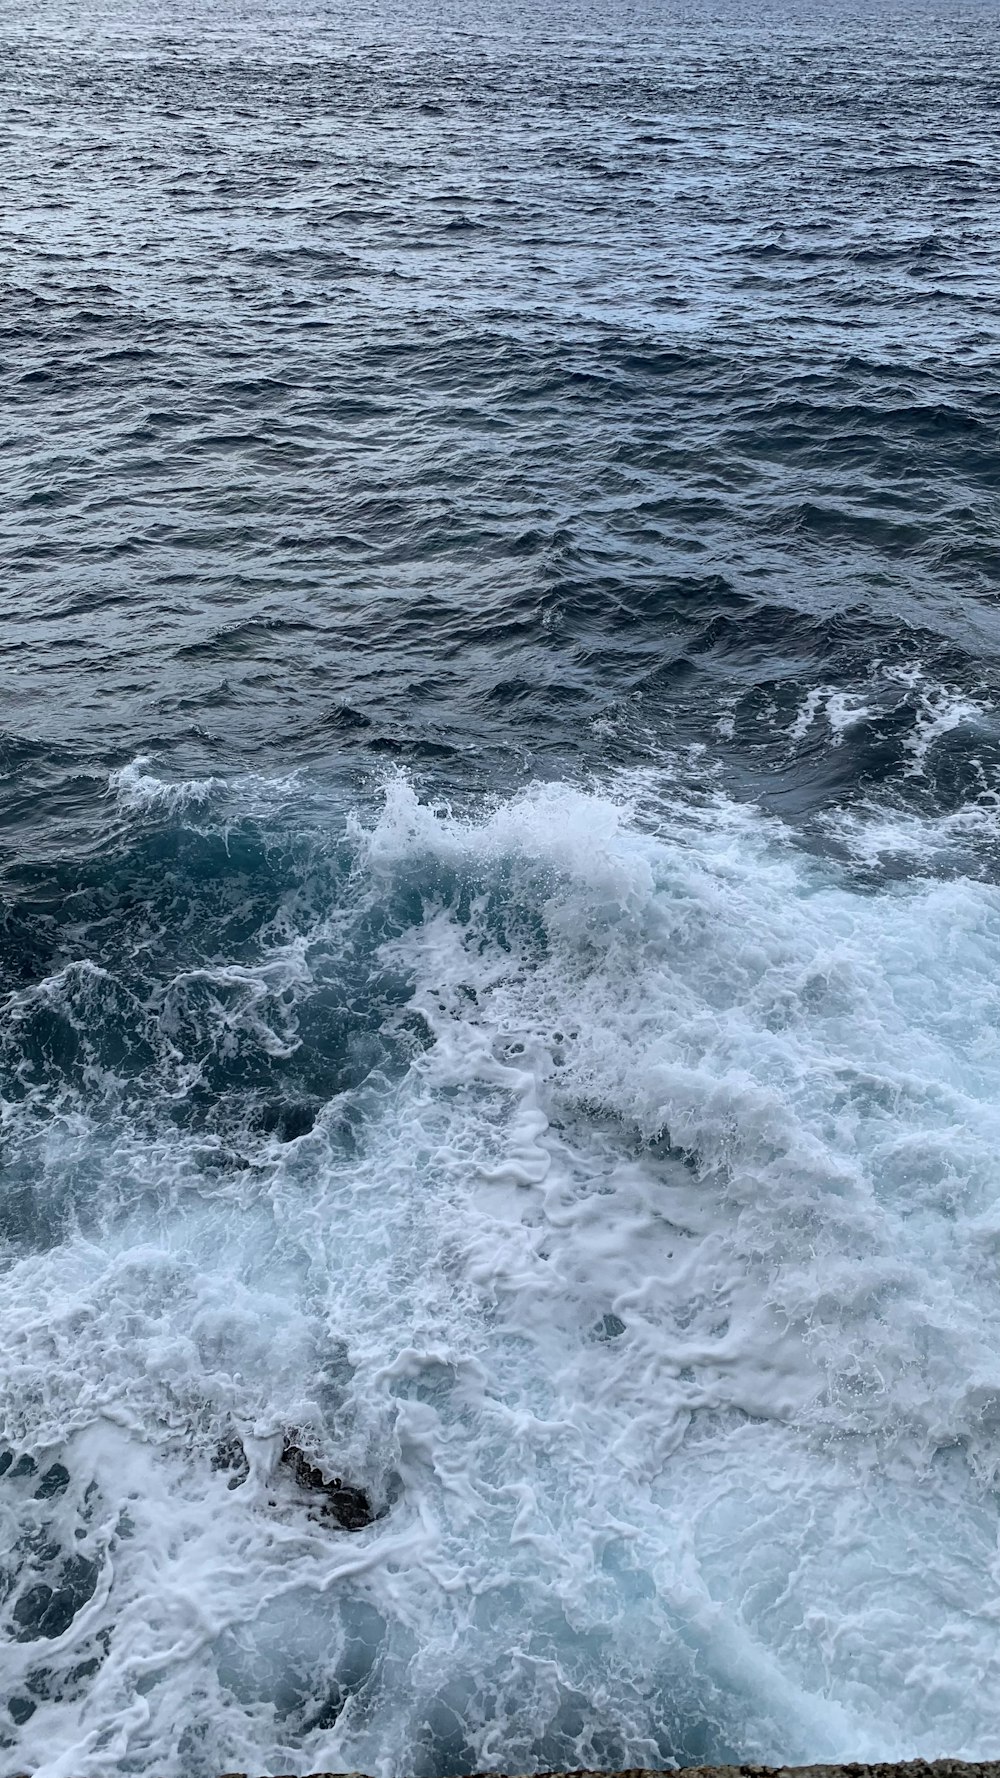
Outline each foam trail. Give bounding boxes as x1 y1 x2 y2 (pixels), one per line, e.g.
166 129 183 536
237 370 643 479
3 771 1000 1776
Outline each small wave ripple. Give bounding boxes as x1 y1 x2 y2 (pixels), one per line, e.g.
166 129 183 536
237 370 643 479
1 0 999 787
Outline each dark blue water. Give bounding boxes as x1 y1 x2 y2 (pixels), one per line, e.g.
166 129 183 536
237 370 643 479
3 1 1000 1773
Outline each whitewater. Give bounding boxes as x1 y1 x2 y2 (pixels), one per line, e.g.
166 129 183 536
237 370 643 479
3 758 1000 1775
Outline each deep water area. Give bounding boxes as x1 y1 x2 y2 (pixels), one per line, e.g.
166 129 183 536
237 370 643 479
2 0 1000 1772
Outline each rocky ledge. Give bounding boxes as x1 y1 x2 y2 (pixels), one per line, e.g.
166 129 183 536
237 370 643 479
218 1762 1000 1778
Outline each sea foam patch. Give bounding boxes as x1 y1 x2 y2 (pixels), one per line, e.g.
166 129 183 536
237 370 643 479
2 770 1000 1776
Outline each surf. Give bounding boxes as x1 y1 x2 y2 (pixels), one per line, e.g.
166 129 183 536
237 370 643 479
2 767 1000 1776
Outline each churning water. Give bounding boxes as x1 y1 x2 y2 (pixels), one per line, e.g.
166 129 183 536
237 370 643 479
3 0 1000 1771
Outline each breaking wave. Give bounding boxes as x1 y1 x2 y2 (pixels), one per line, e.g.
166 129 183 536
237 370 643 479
3 768 1000 1776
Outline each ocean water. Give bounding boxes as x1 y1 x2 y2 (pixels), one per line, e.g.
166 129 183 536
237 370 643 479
3 0 1000 1772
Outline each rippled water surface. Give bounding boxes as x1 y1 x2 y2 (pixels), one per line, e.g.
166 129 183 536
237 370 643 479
3 0 1000 1772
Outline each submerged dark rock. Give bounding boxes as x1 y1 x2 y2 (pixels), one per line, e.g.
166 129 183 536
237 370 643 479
209 1427 374 1528
279 1438 375 1531
212 1432 250 1489
216 1764 1000 1778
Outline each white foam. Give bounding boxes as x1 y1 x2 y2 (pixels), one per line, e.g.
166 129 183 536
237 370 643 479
5 774 1000 1774
108 757 231 816
823 794 1000 871
108 757 305 820
788 688 870 744
903 690 985 777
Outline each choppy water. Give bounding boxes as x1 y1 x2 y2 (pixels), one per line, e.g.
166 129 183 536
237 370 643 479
3 0 1000 1772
